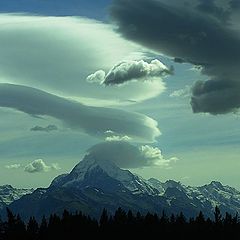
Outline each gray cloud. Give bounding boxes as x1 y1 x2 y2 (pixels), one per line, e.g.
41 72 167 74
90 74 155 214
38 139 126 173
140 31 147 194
85 141 178 169
87 59 172 85
191 79 240 114
30 124 58 133
110 0 240 114
24 159 60 173
0 83 160 142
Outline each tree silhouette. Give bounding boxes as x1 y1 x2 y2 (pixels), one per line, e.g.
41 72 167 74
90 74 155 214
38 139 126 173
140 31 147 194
0 206 239 239
214 206 222 224
27 216 38 239
38 215 47 240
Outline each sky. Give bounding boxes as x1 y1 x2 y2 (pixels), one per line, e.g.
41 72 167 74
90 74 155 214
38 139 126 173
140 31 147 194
0 0 240 189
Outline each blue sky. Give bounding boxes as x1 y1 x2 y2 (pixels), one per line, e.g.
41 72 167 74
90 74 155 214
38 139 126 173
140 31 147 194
0 0 112 20
0 0 240 190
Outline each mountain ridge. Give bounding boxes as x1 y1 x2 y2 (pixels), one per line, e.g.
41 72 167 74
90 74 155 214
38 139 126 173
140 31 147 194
0 185 34 210
1 156 240 220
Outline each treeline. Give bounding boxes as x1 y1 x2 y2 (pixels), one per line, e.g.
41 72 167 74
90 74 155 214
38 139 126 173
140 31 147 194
0 207 239 239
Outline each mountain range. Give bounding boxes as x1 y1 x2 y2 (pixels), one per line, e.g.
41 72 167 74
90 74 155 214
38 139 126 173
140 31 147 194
1 155 240 220
0 185 33 210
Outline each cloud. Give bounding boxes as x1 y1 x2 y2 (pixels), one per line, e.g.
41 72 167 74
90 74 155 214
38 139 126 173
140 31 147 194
191 79 240 114
170 85 191 98
0 14 165 106
24 159 60 173
87 59 172 85
87 70 106 83
5 160 60 173
0 83 160 142
5 164 21 169
140 145 178 167
110 0 240 114
30 124 58 132
105 135 131 142
85 141 178 169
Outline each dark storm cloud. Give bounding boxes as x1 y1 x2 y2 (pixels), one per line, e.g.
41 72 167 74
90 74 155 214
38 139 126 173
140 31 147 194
110 0 240 114
30 124 58 133
196 0 231 22
230 0 240 8
0 83 160 142
191 79 240 114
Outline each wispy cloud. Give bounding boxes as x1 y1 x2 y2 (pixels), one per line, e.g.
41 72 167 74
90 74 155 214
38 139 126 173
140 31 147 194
170 85 191 98
5 164 21 169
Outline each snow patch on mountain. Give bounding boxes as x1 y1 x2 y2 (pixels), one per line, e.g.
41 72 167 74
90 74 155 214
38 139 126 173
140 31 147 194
0 185 34 206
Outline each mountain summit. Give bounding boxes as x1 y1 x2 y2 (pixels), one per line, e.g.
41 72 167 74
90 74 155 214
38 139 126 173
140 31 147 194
51 155 159 196
3 157 240 220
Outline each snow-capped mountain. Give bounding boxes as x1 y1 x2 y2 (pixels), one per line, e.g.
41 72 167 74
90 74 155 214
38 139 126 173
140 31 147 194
148 178 240 216
4 156 240 220
50 155 159 196
0 185 34 209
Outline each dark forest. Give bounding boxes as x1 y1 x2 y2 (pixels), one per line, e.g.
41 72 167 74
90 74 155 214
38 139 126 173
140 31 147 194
0 207 239 240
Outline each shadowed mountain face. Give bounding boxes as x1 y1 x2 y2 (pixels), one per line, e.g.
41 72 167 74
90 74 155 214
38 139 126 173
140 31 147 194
2 156 240 220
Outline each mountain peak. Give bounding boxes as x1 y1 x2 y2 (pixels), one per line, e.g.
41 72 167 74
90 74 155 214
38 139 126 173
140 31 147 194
71 154 134 183
50 154 135 190
209 181 223 189
50 155 160 196
0 185 13 190
164 180 182 189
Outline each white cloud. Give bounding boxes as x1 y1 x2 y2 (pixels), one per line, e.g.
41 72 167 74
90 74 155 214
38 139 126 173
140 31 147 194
87 70 105 83
104 130 115 134
105 135 132 142
140 145 179 167
5 164 21 169
24 159 60 173
87 59 171 85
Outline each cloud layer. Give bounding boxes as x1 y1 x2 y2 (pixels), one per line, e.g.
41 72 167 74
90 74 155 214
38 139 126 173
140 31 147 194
0 83 160 142
24 159 59 173
85 141 178 169
87 59 171 85
110 0 240 114
0 14 165 105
